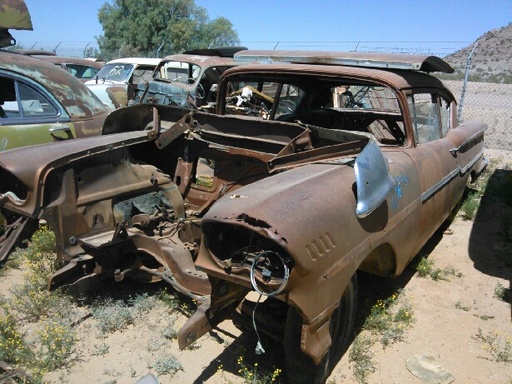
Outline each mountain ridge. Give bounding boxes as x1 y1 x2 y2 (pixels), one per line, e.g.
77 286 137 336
444 22 512 83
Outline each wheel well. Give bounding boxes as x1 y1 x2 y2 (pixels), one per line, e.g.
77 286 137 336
357 243 396 277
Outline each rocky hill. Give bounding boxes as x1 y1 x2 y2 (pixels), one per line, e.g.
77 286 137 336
444 22 512 83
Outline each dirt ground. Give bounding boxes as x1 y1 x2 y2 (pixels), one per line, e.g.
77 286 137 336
2 149 511 384
331 149 512 384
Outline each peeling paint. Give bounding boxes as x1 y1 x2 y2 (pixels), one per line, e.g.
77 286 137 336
391 175 410 210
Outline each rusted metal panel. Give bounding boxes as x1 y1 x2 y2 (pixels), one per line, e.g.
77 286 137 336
32 55 103 69
0 130 149 217
220 62 449 93
234 50 454 73
0 0 33 30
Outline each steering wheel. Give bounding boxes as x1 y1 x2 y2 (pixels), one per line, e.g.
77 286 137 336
276 99 297 115
351 86 370 107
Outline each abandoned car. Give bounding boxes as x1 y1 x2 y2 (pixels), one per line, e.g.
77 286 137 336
134 47 246 109
0 51 487 384
30 54 104 83
85 57 160 109
0 50 110 151
0 0 107 151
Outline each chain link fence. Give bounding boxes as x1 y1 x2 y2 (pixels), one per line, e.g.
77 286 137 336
443 79 511 151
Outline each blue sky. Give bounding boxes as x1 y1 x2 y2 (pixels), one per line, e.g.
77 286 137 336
13 0 512 57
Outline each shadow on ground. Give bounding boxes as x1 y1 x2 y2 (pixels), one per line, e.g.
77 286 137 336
468 168 512 304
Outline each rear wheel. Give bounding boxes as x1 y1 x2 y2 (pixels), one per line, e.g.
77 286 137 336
284 274 357 384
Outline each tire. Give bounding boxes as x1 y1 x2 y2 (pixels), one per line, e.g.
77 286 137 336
284 274 357 384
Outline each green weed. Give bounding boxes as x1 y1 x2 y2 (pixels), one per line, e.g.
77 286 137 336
0 310 32 365
35 318 76 371
494 282 507 301
92 342 110 356
414 256 462 281
363 290 414 347
349 334 376 384
235 356 283 384
461 191 480 220
92 298 135 335
149 355 183 377
349 290 414 383
473 328 512 362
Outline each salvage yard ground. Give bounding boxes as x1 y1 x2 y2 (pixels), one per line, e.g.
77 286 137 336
1 149 511 384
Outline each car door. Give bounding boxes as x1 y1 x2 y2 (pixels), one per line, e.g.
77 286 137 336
404 91 481 248
0 72 77 151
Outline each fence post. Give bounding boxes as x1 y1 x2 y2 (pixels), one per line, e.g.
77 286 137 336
458 41 478 122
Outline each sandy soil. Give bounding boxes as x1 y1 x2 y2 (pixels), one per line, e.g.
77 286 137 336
2 149 511 384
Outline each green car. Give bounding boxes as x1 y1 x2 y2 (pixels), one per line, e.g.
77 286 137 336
0 1 110 230
0 50 110 151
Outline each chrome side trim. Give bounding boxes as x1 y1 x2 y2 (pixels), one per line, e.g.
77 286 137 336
421 149 484 203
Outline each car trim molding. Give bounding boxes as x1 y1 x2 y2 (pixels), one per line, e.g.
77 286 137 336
421 149 484 202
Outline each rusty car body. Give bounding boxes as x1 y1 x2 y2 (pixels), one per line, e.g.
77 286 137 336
13 50 104 82
30 54 104 83
0 50 110 151
0 0 32 49
179 51 488 383
0 51 487 384
134 47 247 109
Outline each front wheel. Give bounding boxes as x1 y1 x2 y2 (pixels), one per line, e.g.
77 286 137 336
284 274 357 384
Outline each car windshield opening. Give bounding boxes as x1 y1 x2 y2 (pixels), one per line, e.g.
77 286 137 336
155 61 201 84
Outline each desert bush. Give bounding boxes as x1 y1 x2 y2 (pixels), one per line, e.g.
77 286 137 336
473 328 512 362
235 356 283 384
35 319 76 371
150 355 183 376
349 334 376 384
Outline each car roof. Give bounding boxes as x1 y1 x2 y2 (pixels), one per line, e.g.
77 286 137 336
105 57 161 66
183 46 248 58
221 62 450 93
31 55 104 69
0 50 108 117
234 50 454 73
160 53 237 67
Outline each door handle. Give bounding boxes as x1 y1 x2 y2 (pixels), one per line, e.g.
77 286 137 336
49 126 74 141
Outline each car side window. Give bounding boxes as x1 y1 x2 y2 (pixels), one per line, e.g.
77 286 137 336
408 93 450 144
65 64 100 80
0 76 58 119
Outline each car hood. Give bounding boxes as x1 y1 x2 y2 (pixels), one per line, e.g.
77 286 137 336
85 78 126 85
